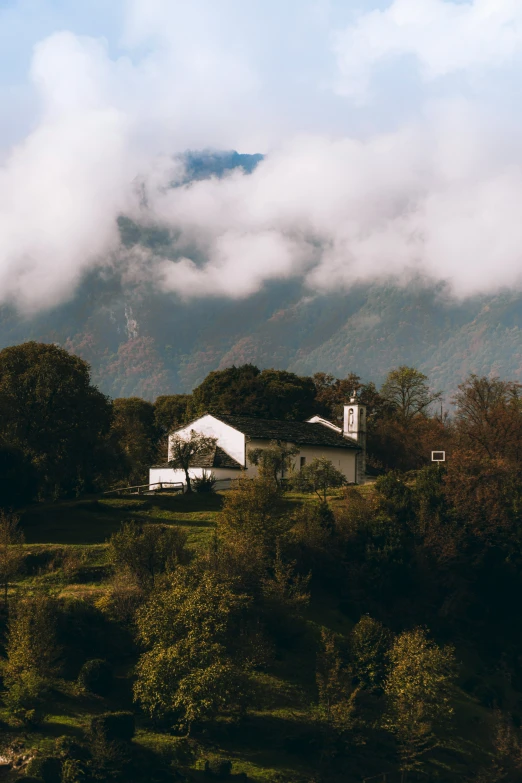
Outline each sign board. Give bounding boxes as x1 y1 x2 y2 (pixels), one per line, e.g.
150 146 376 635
431 451 446 462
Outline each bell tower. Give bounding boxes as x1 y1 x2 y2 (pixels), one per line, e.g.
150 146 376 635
343 391 366 483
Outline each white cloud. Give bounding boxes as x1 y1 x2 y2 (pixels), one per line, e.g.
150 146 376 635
333 0 522 99
2 0 522 311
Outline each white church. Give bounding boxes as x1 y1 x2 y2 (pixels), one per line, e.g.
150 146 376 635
149 394 367 490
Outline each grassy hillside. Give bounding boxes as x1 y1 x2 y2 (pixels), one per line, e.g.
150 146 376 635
0 489 506 782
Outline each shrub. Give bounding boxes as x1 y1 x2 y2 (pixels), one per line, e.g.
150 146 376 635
90 711 135 743
26 756 62 783
3 670 49 726
192 472 217 493
77 659 113 697
204 758 233 778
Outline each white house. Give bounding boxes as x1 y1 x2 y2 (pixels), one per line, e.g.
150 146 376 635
149 394 367 490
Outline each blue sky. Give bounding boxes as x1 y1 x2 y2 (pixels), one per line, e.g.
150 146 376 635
2 0 522 310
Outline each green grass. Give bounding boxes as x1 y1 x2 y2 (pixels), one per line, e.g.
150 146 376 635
19 491 224 547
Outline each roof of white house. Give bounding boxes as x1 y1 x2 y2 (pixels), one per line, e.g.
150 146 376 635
170 413 361 451
153 443 243 470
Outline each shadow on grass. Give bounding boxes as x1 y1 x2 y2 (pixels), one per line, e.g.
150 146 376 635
19 492 224 545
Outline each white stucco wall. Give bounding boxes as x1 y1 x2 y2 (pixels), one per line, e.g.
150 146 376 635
168 415 246 466
149 466 240 491
245 439 358 483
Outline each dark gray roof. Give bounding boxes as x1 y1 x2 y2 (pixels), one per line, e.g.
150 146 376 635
152 444 243 470
216 414 361 450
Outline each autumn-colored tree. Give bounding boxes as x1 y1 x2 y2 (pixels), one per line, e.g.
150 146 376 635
453 375 522 462
381 366 442 423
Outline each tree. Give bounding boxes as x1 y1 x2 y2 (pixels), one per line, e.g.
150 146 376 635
293 458 346 502
4 594 59 725
134 568 251 732
0 342 112 499
217 476 289 558
381 366 441 423
0 439 36 508
349 615 392 690
108 522 189 591
313 372 383 425
248 440 299 487
154 394 192 435
0 511 25 604
109 398 159 485
192 364 317 421
383 628 457 778
453 375 522 461
168 430 217 493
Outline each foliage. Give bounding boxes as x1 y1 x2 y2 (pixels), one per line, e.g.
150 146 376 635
217 476 289 559
108 521 189 591
0 511 25 604
77 659 114 697
0 342 112 499
192 471 217 493
0 439 37 508
168 429 217 493
192 364 317 421
5 594 59 681
248 440 299 487
26 755 62 783
134 567 251 731
3 669 50 726
381 366 442 422
109 397 159 486
90 712 136 743
292 457 346 502
154 393 192 434
349 615 392 690
383 628 457 775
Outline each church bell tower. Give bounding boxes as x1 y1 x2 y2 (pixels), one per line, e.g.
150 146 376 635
343 391 366 483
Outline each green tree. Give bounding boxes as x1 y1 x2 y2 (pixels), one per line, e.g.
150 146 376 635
154 394 192 435
168 430 217 493
293 457 346 502
349 615 392 690
109 397 159 485
192 364 317 421
134 568 251 732
0 439 36 508
381 366 441 423
383 628 457 778
248 440 299 487
0 342 112 498
0 511 25 604
4 594 59 725
108 522 189 591
217 476 289 558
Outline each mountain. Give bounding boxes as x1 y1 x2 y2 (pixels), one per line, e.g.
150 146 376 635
2 150 522 401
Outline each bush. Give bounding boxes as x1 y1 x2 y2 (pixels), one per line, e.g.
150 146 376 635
26 756 62 783
90 711 135 743
192 472 217 493
77 659 113 697
204 758 233 778
4 670 49 726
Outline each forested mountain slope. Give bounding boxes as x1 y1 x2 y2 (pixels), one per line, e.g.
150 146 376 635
2 150 522 400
